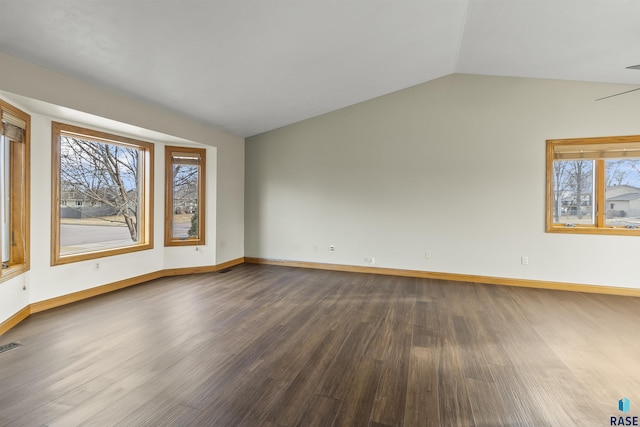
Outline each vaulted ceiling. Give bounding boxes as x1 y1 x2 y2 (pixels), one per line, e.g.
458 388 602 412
1 1 639 137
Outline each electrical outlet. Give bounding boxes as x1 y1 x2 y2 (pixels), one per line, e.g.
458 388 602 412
329 245 335 252
94 262 100 271
425 250 432 259
521 256 528 265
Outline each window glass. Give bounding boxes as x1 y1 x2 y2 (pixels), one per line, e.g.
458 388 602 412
52 122 153 264
1 134 10 265
604 159 640 227
165 147 205 246
547 136 640 235
0 99 29 280
552 160 594 225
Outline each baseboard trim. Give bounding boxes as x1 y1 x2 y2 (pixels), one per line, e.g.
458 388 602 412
1 257 246 336
30 271 165 314
162 257 245 277
4 254 637 337
245 258 640 298
0 306 31 336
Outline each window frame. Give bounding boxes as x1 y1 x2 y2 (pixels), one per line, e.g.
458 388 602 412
0 98 30 283
51 122 154 265
164 145 206 246
546 135 640 236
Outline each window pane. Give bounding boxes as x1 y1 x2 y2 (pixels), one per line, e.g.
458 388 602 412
171 156 199 240
0 99 29 278
552 160 595 225
1 135 9 264
59 135 142 256
605 159 640 227
165 146 205 246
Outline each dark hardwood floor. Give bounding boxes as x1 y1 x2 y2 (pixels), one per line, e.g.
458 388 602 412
1 264 639 426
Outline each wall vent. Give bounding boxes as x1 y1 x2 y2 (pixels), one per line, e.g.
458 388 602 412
0 342 22 354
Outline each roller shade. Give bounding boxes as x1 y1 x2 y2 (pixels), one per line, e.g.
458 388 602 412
1 110 27 142
172 152 200 166
553 141 640 160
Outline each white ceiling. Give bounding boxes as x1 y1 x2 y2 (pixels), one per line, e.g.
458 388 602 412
1 0 639 137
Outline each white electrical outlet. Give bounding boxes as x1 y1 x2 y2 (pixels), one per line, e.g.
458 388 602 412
521 256 529 265
94 262 100 271
425 251 432 259
329 245 335 252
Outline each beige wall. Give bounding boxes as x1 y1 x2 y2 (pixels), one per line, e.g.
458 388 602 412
246 74 640 289
0 53 244 325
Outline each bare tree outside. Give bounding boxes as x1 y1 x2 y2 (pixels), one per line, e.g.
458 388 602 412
52 122 153 264
606 159 630 187
567 160 593 220
606 159 640 187
171 162 199 239
552 161 570 222
552 159 594 223
60 136 141 243
554 158 640 226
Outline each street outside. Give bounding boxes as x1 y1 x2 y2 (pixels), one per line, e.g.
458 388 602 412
61 224 132 246
558 215 640 227
60 214 194 254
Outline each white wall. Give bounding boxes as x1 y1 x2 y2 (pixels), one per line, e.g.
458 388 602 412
0 53 244 325
246 74 640 289
26 113 220 303
0 274 28 325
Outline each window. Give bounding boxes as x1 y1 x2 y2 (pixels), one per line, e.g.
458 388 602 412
0 98 30 281
51 122 154 264
165 146 205 246
547 135 640 235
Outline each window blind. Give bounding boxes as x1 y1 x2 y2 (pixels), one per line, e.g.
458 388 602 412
553 141 640 160
1 110 27 142
172 152 200 166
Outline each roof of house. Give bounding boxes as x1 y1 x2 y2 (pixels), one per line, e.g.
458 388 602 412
607 192 640 201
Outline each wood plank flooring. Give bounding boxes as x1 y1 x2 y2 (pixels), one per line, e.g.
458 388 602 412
1 264 639 426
